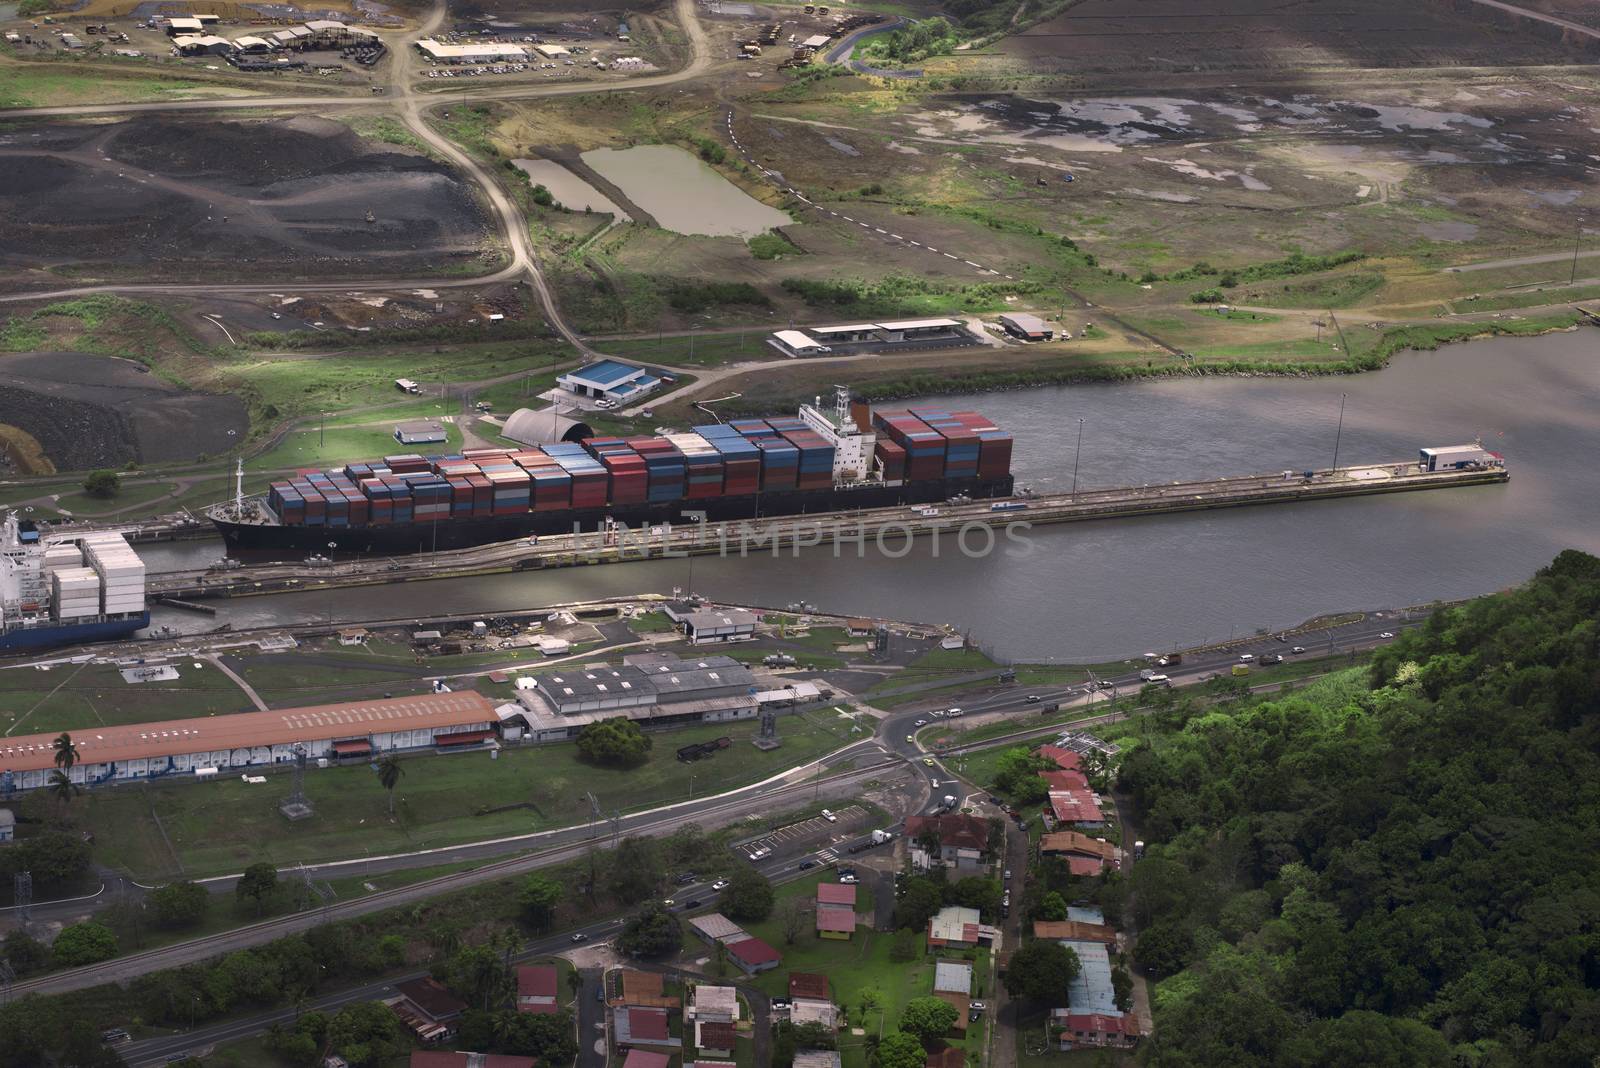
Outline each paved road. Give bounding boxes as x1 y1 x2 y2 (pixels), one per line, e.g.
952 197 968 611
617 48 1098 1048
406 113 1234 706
7 753 907 1000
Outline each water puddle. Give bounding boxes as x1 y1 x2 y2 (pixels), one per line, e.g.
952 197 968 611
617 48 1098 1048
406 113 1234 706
581 144 791 238
512 158 630 219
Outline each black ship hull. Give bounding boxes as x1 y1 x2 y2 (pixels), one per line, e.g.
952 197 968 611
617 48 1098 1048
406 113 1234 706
211 477 1015 557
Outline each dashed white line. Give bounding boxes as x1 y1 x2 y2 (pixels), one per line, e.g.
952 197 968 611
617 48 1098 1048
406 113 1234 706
965 260 982 267
890 234 903 240
944 253 959 260
841 216 855 222
926 247 939 253
908 241 921 246
873 228 887 234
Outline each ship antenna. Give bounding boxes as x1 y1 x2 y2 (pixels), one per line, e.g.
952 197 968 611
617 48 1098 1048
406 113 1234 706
834 384 850 428
234 457 245 512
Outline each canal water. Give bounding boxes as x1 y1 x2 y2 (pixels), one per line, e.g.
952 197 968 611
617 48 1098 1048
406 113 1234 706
140 330 1600 660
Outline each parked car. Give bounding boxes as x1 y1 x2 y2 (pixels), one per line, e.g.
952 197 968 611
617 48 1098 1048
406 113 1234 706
821 809 837 822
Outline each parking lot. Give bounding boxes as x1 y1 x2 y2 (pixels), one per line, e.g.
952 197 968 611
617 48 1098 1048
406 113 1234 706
732 803 870 865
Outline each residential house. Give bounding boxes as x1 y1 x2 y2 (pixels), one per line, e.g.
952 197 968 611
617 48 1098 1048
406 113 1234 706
388 978 467 1043
617 970 681 1010
927 906 989 950
1037 744 1083 771
790 999 838 1030
1053 1011 1140 1050
1046 789 1104 829
1040 768 1089 792
1040 830 1122 876
515 964 559 1015
691 984 739 1023
695 1021 738 1057
1032 920 1117 945
622 1052 672 1068
615 1006 678 1051
688 913 750 946
793 1053 842 1068
925 1048 966 1068
789 973 830 1001
933 960 972 996
816 882 858 940
933 991 970 1035
726 936 782 974
1059 941 1119 1016
904 812 992 871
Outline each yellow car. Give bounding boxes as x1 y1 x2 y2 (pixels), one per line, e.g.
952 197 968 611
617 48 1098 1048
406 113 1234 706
922 757 935 767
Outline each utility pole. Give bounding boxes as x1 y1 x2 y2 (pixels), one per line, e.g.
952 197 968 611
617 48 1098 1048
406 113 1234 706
1572 216 1583 285
1331 392 1347 474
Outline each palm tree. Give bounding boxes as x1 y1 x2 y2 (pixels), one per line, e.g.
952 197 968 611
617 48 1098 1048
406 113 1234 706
47 769 78 806
375 754 403 817
53 732 79 773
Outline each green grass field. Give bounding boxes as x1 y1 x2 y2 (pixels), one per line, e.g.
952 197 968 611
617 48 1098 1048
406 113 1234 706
245 423 464 473
52 480 180 517
69 711 853 881
0 660 250 736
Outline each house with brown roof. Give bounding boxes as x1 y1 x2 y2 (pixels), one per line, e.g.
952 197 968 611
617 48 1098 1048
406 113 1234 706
789 973 830 1001
927 906 988 950
389 978 467 1043
904 813 993 871
1053 1011 1140 1050
815 885 857 941
1039 831 1123 875
516 964 559 1014
695 1020 738 1057
1046 789 1104 828
1037 744 1083 771
933 991 970 1035
1040 768 1089 792
1032 920 1118 944
925 1047 966 1068
617 970 681 1009
622 1051 672 1068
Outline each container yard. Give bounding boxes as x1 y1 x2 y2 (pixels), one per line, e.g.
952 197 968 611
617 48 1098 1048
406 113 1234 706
169 454 1505 602
209 399 1017 555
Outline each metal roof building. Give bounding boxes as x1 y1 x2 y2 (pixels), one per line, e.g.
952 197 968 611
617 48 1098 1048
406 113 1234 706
934 959 973 995
0 692 497 792
557 359 662 403
1060 940 1120 1016
415 37 529 62
769 330 832 358
395 419 449 445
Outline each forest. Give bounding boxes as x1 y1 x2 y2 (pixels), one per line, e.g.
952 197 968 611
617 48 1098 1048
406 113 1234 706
1118 550 1600 1067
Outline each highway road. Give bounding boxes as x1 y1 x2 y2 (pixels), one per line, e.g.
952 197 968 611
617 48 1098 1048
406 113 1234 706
117 805 900 1067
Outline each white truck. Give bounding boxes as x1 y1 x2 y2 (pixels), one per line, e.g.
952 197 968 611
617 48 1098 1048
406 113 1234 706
869 829 894 845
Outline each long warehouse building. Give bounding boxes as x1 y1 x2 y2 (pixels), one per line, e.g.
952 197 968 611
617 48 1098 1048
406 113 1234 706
0 692 498 792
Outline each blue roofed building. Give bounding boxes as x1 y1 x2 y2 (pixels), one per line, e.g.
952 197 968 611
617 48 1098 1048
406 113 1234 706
1067 906 1105 925
557 359 662 405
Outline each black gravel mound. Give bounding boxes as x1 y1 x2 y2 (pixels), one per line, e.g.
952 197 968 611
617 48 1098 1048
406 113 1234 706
0 352 248 469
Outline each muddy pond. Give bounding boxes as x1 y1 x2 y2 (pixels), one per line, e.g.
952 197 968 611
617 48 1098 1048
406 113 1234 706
581 145 791 238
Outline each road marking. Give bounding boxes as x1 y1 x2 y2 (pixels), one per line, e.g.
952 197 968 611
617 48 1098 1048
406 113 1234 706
841 216 854 222
965 260 982 267
890 234 903 240
908 240 921 246
944 253 959 259
926 247 939 253
874 227 887 234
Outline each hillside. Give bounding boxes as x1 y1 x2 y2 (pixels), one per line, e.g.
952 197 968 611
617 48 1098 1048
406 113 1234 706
1118 550 1600 1067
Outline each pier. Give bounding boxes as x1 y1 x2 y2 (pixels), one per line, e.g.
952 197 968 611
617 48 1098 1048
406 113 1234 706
145 460 1507 601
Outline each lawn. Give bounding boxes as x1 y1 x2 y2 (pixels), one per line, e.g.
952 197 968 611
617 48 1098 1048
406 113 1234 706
71 712 853 881
52 480 180 517
0 66 245 109
603 333 780 368
245 423 464 473
0 659 250 735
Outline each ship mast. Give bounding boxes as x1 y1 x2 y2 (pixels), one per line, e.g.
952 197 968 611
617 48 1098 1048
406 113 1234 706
234 457 244 513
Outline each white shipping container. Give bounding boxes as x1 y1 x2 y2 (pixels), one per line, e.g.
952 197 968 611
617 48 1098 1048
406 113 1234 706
56 605 99 620
53 567 101 592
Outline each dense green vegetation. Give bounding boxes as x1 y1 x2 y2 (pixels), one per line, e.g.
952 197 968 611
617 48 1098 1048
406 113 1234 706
863 17 960 62
1120 550 1600 1067
666 280 772 313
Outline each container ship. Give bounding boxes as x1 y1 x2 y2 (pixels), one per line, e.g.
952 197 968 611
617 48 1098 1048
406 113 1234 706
1 514 150 653
208 399 1016 555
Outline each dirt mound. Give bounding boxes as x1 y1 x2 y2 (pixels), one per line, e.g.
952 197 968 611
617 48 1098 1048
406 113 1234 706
0 352 248 469
0 156 79 197
106 116 369 186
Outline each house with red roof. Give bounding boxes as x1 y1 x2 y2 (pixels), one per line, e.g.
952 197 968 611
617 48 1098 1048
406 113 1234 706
615 1006 678 1051
904 812 993 871
1053 1011 1140 1050
1047 789 1103 828
726 936 782 974
815 882 858 940
695 1020 738 1057
516 964 560 1015
1037 744 1083 771
1041 768 1089 792
927 906 989 950
622 1051 673 1068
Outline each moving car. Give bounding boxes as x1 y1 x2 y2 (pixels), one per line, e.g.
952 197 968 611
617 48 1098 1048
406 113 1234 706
570 932 589 943
1291 646 1307 654
1379 631 1395 639
905 734 914 743
1025 694 1041 703
798 860 817 870
923 757 935 766
711 879 730 891
1238 653 1256 662
914 718 927 727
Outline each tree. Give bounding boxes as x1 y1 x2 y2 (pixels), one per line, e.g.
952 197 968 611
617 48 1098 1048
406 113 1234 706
235 862 279 916
875 1031 927 1068
575 717 651 767
604 836 665 904
444 943 511 1012
1135 919 1195 977
81 470 120 500
1034 891 1069 922
899 996 959 1048
148 881 209 929
722 866 775 922
1003 939 1080 1005
895 877 944 932
1280 1010 1451 1068
991 746 1051 803
618 904 681 958
374 754 403 817
779 896 809 945
59 1018 129 1067
0 830 91 887
1111 964 1134 1013
491 1008 578 1062
52 732 79 772
51 921 119 967
518 874 564 930
530 183 555 207
326 1001 404 1067
2 930 48 976
47 769 78 806
949 876 1001 921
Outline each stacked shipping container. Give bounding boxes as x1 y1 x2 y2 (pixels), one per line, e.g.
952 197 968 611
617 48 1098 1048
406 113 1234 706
260 407 1010 530
81 533 145 616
